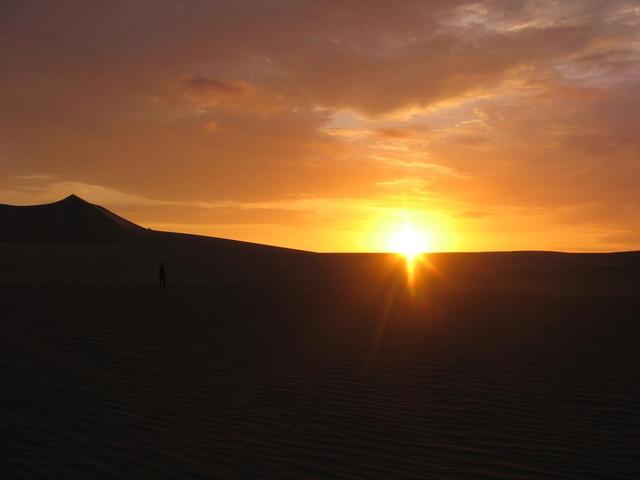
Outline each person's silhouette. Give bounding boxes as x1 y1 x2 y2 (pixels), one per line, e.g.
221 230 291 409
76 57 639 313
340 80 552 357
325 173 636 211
158 261 166 289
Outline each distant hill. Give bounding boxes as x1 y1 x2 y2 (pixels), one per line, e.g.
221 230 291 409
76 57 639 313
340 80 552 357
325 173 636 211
0 194 299 252
0 195 151 243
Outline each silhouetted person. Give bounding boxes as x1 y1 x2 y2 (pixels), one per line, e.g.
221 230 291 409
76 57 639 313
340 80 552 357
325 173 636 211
158 261 166 289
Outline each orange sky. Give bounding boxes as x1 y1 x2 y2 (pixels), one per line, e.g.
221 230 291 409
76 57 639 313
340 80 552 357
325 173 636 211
1 1 639 252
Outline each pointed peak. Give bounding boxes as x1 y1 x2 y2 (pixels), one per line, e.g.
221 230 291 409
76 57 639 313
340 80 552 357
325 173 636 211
61 194 88 204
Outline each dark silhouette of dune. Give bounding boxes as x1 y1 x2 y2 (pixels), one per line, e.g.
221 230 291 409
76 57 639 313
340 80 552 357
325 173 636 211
0 194 313 285
1 195 640 478
0 194 304 252
0 194 149 243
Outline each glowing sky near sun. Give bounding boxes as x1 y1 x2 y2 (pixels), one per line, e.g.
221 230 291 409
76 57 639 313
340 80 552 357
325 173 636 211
1 1 639 252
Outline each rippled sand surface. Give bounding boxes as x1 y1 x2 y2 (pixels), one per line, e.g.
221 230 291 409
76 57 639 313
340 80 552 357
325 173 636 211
3 270 640 478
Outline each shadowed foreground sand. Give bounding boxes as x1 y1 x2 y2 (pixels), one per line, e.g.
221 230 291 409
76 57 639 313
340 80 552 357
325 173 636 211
2 248 640 479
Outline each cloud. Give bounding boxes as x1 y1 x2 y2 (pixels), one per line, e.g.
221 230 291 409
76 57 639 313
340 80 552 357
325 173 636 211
374 126 430 139
180 76 257 107
121 204 310 227
1 0 639 250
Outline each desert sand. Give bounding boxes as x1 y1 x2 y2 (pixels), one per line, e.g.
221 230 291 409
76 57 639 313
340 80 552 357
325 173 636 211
2 196 639 478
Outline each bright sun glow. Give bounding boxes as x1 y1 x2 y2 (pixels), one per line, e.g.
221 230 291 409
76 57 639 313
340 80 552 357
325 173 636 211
387 222 431 259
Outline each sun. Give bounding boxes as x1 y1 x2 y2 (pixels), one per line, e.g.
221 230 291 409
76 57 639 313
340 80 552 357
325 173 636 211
387 223 431 260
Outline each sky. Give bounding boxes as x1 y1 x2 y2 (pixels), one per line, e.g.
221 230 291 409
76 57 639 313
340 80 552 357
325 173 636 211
1 0 639 252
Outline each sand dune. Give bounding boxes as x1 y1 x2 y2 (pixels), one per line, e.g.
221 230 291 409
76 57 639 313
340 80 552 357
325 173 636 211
3 282 639 479
0 194 148 243
0 194 301 252
1 196 639 478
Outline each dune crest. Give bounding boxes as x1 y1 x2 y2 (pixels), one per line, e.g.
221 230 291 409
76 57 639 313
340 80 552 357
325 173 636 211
0 194 148 243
